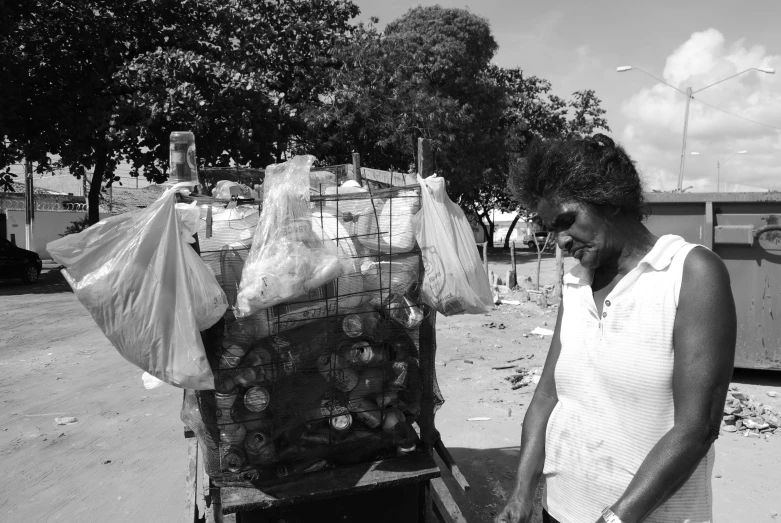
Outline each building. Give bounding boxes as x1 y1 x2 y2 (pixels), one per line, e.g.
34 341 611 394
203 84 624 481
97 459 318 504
0 182 99 258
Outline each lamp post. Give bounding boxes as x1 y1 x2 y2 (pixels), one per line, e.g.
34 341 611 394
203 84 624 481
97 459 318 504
690 150 747 192
718 150 748 192
617 66 774 191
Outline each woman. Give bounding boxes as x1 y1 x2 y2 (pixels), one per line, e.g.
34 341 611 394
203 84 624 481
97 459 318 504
495 135 736 523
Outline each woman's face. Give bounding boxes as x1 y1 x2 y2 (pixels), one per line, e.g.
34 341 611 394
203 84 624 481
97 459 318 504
537 198 619 270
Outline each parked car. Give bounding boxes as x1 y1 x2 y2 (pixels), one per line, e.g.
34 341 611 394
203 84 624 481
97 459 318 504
0 238 42 284
523 231 555 252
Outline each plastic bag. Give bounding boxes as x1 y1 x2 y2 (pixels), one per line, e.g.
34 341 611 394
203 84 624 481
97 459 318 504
412 174 493 315
176 201 200 244
230 212 369 339
355 189 419 254
235 156 343 317
142 372 167 390
47 189 227 390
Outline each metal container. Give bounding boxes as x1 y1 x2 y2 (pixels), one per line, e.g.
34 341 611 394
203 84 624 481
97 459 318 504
644 192 781 370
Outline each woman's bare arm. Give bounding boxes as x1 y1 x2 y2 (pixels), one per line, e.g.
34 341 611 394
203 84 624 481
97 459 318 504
495 303 564 523
605 247 737 523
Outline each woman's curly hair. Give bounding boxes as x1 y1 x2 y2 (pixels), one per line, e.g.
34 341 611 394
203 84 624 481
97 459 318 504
510 134 646 219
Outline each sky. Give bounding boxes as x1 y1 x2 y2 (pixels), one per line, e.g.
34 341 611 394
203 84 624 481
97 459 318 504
353 0 781 192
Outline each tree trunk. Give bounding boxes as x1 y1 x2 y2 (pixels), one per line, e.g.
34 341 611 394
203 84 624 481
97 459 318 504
503 213 522 250
477 214 489 245
535 233 554 291
481 210 494 248
88 142 108 225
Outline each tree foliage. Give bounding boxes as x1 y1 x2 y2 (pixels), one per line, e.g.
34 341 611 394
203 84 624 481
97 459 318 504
302 6 507 202
1 0 358 223
2 1 608 241
476 67 611 247
301 7 609 247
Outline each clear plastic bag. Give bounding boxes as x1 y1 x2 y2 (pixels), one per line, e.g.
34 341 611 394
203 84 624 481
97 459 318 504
413 174 493 315
47 188 227 390
235 156 344 317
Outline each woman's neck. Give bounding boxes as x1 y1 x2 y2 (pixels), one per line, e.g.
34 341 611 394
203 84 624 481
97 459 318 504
600 220 657 276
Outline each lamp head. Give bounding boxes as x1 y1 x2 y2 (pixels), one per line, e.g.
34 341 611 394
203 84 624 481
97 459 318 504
737 150 747 154
616 66 633 72
758 67 776 74
690 152 700 155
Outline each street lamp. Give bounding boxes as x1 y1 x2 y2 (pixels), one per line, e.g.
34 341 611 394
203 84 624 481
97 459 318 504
689 150 747 192
617 65 774 190
718 150 747 192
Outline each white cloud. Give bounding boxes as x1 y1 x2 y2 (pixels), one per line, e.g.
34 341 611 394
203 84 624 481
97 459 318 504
619 29 781 192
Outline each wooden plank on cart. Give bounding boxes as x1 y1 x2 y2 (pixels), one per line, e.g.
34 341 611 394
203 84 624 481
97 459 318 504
220 453 440 514
434 437 470 492
185 437 198 523
351 153 363 185
361 167 418 187
431 477 469 523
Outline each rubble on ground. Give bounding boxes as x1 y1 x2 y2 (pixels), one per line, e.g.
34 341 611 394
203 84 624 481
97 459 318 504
504 366 543 390
722 385 780 439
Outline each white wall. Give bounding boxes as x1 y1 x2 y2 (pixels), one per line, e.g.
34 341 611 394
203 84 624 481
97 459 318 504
4 210 109 259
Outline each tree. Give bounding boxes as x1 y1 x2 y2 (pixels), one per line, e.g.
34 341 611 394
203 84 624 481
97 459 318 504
1 1 160 223
486 67 610 248
1 0 359 224
59 214 91 237
302 7 507 203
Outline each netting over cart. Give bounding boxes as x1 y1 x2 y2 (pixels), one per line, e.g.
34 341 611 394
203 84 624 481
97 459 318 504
182 166 444 485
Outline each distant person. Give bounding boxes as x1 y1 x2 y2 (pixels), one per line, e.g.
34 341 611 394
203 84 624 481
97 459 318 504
496 134 736 523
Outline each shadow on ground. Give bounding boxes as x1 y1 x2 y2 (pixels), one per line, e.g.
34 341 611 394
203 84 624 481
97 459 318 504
0 268 72 296
436 447 544 523
731 367 781 388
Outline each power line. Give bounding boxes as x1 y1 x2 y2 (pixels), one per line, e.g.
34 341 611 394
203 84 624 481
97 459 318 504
692 97 781 131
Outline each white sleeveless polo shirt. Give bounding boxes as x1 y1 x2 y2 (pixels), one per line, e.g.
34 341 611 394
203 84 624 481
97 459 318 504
543 235 714 523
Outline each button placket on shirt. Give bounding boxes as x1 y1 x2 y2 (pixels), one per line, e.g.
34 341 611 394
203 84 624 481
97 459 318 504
599 300 611 336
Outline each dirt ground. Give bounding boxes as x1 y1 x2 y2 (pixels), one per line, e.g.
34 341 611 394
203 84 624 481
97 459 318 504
1 250 780 522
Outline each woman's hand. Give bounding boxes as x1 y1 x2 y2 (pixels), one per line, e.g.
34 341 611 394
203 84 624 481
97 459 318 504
494 493 534 523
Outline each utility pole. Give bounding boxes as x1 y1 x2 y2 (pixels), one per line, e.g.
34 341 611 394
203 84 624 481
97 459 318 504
717 161 721 193
25 159 35 252
677 87 692 191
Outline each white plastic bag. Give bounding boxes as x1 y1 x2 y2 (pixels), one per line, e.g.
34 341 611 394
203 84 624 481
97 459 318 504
355 189 419 254
176 201 200 244
47 189 227 390
413 174 493 315
142 372 167 390
235 155 344 317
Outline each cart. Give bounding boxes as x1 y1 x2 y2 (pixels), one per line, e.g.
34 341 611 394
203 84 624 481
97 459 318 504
184 140 471 522
184 403 470 522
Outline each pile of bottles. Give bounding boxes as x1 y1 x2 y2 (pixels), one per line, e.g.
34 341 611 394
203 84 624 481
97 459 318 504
212 305 425 481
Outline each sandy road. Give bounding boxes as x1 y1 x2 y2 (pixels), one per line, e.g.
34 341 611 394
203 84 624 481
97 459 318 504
1 253 780 522
0 268 186 521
